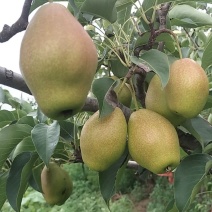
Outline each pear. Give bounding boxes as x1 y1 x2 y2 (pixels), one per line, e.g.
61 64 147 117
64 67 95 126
111 76 132 107
145 74 186 126
20 3 98 120
41 162 73 205
80 107 127 171
165 58 209 119
128 109 180 174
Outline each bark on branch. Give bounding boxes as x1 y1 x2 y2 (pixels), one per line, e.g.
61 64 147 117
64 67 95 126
0 0 32 42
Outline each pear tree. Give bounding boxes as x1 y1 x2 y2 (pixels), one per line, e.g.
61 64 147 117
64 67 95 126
0 0 212 212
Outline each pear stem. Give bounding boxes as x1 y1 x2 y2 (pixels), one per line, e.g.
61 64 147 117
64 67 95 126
130 78 139 111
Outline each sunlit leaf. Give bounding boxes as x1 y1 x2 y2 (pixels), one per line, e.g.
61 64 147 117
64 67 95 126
31 121 60 167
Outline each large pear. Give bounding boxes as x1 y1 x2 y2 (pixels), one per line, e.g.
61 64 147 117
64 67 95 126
80 107 127 172
165 58 209 119
41 162 73 205
128 109 180 174
145 74 186 126
20 3 98 120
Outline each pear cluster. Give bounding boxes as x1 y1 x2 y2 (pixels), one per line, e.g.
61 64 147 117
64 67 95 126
20 3 98 120
41 162 73 205
146 58 209 125
80 58 209 175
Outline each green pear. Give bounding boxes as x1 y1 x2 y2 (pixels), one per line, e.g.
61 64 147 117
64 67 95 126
111 76 132 107
41 162 73 205
80 107 127 172
20 3 98 120
145 74 186 126
128 109 180 174
165 58 209 119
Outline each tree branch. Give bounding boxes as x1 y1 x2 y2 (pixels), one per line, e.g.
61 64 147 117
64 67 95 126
0 0 32 42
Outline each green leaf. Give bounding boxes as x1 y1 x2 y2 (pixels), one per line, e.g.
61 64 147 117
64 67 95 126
92 77 115 117
202 35 212 70
58 120 75 141
28 163 43 193
6 152 38 212
182 116 212 148
30 0 67 14
0 171 8 209
131 49 170 87
0 110 17 128
81 0 117 23
110 57 128 78
174 153 212 211
99 148 128 205
12 137 35 160
17 116 36 127
203 95 212 110
0 124 32 170
169 5 212 28
31 121 60 166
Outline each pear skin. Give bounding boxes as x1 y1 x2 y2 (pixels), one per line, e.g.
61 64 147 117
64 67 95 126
41 162 73 205
20 3 98 120
128 109 180 174
165 58 209 119
145 74 186 126
80 107 127 172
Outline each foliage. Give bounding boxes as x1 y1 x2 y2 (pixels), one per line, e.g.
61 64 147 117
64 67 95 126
0 0 212 212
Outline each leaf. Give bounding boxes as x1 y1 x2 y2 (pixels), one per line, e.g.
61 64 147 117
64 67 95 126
31 121 60 166
174 153 212 211
58 120 75 141
0 110 17 128
81 0 117 23
12 137 35 160
182 116 212 148
30 0 67 13
203 95 212 110
110 57 128 78
169 5 212 28
91 77 115 117
17 116 36 127
6 152 38 212
0 124 32 170
99 148 128 205
202 35 212 70
0 171 8 209
131 49 170 87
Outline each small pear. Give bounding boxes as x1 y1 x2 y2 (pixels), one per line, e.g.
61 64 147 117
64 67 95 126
20 3 98 120
145 74 186 126
165 58 209 119
128 109 180 174
41 162 73 205
111 76 132 107
80 107 127 171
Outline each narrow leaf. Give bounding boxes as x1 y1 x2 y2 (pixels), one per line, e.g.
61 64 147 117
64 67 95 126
31 121 60 166
6 152 38 212
0 124 32 170
131 49 170 87
174 153 212 211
